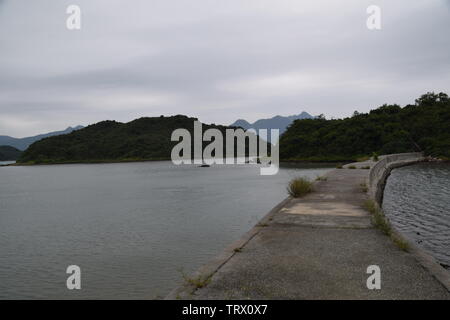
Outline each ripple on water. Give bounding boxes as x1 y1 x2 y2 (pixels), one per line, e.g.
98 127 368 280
383 162 450 268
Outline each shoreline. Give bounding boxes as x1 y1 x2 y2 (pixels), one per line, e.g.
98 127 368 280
5 159 342 167
2 157 171 166
6 154 449 167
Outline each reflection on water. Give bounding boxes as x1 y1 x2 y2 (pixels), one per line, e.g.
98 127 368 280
383 163 450 268
0 161 330 299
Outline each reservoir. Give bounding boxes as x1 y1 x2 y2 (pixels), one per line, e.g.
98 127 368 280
383 162 450 269
0 161 331 299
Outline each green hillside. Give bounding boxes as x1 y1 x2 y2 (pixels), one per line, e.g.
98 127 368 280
280 92 450 161
18 115 257 164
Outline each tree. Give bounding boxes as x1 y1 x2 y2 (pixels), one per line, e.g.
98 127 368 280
415 92 449 106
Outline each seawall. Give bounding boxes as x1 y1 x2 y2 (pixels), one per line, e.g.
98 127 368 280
368 152 425 204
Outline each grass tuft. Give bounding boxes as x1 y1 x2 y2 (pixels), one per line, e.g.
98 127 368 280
391 235 410 251
257 222 269 227
315 175 328 181
336 164 343 169
287 177 314 198
181 272 211 289
372 152 379 161
363 200 409 251
348 165 357 169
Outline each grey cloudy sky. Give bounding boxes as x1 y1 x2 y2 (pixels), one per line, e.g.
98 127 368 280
1 0 449 137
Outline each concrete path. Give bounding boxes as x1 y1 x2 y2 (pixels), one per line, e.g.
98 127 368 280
169 161 449 299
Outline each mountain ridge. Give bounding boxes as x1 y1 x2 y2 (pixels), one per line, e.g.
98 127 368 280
230 112 314 137
0 126 84 150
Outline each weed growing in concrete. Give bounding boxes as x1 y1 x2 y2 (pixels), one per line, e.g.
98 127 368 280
181 272 211 289
316 175 328 181
363 200 409 252
391 234 410 251
372 152 379 161
336 164 343 169
287 177 313 197
257 222 269 227
348 165 357 169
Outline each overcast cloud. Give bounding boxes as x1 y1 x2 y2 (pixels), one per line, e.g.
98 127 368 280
1 0 449 137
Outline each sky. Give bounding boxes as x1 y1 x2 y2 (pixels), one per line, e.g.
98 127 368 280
0 0 449 137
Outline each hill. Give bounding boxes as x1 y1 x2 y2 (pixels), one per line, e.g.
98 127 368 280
280 92 450 161
17 116 260 164
0 126 84 151
230 112 314 138
0 145 22 161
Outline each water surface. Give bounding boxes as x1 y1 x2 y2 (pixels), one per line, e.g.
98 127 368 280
0 161 15 166
383 163 450 268
0 161 331 299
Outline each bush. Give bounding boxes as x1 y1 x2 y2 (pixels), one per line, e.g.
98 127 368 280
287 177 313 198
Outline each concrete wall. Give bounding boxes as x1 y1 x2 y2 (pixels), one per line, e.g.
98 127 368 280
368 152 426 204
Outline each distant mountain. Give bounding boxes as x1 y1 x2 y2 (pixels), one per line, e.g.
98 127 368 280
230 112 314 138
17 116 263 164
0 145 22 161
0 126 84 151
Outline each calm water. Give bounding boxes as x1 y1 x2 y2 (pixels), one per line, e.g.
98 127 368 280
0 161 331 299
0 161 15 165
383 163 450 268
